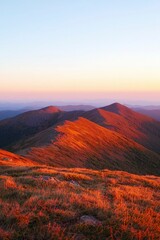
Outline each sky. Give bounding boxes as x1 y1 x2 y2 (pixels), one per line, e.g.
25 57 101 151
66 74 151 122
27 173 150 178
0 0 160 105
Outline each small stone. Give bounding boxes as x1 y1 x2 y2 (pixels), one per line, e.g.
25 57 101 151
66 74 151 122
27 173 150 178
70 180 80 187
42 175 51 181
80 215 101 226
75 234 86 240
50 177 60 182
2 157 11 161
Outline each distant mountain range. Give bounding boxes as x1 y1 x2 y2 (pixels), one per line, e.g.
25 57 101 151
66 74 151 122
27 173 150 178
0 103 160 175
0 105 94 120
0 109 30 121
133 108 160 121
0 104 160 121
57 104 95 111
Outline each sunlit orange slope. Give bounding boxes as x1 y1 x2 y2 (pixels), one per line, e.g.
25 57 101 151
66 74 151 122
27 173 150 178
0 106 83 149
0 149 34 166
14 117 160 175
83 103 160 153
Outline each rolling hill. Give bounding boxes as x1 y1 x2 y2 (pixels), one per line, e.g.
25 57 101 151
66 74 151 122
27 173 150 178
0 103 160 239
12 117 160 175
0 106 83 149
83 103 160 153
0 103 160 175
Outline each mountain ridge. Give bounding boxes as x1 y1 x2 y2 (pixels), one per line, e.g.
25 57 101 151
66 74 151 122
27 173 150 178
12 117 160 175
0 102 160 175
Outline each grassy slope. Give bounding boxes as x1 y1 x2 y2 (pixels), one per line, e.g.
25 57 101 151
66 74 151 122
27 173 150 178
20 118 160 175
83 103 160 153
0 149 34 166
0 106 83 149
0 164 160 240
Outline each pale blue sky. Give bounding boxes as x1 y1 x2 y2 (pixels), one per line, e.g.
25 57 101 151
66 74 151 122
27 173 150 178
0 1 160 103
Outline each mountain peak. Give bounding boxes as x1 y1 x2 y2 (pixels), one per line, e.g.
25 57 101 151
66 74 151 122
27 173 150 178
40 106 61 113
102 103 132 115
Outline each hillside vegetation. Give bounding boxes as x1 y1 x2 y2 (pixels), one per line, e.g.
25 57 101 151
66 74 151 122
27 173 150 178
15 117 160 176
0 104 160 239
0 163 160 240
0 103 160 176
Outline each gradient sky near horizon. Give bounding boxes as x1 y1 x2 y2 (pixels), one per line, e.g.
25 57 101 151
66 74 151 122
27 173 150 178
0 0 160 104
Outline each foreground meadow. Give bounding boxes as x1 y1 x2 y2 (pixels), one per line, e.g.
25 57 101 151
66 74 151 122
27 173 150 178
0 165 160 240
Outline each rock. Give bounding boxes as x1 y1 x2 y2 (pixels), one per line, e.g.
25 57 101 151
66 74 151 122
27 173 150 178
70 180 80 187
42 175 51 181
40 176 60 182
50 177 60 182
32 176 38 179
75 234 86 240
2 157 12 161
80 215 101 226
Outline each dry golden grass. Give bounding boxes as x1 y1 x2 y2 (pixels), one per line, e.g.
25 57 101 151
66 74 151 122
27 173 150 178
0 149 34 167
0 165 160 240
